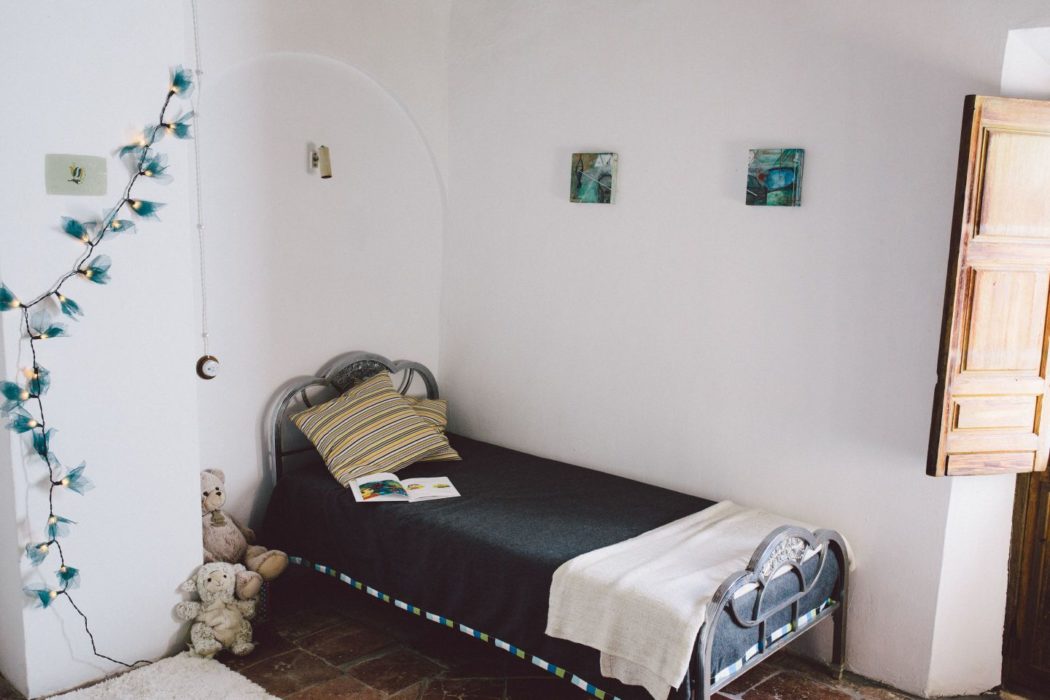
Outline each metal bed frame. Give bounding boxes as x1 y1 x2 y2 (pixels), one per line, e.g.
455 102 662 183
264 351 849 700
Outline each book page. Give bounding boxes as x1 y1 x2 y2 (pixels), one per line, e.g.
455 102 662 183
350 473 410 503
400 477 460 502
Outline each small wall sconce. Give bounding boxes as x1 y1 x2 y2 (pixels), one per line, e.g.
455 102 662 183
310 145 332 179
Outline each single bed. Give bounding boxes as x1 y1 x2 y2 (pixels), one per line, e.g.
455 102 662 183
261 351 849 700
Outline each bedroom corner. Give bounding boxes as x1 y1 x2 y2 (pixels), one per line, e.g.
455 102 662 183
3 2 1050 700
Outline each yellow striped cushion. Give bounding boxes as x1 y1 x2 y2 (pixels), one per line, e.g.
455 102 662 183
405 397 461 462
291 372 452 486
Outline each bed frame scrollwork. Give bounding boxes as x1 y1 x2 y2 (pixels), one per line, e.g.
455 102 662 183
688 525 848 699
264 351 849 700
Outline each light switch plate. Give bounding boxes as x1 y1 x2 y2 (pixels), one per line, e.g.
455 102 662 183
45 154 106 196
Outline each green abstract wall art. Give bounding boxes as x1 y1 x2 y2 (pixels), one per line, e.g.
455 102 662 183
746 148 804 206
570 152 618 203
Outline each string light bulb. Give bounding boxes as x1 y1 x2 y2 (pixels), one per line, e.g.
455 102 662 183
38 543 48 553
59 566 67 574
27 419 38 428
111 221 122 230
48 516 57 525
49 590 57 599
60 478 70 487
22 367 38 380
19 390 29 401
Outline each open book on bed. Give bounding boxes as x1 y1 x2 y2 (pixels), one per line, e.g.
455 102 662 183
349 473 461 503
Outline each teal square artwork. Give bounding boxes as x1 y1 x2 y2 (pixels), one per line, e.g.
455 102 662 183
746 148 804 206
570 153 618 203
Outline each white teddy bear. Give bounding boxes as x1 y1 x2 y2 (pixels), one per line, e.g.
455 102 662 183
175 562 257 657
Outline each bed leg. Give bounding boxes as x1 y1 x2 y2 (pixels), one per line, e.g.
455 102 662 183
830 603 847 681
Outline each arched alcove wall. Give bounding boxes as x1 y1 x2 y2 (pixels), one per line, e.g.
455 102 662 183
196 52 446 520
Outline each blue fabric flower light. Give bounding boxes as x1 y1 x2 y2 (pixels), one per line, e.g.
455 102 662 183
47 515 75 539
118 142 147 159
57 565 80 589
0 283 20 311
60 463 93 495
61 217 92 244
6 408 40 433
125 199 164 219
28 310 67 339
170 65 195 97
1 382 29 412
32 429 53 463
25 542 51 565
56 293 83 319
106 218 136 234
26 366 50 397
137 151 171 182
80 255 112 284
25 588 60 608
164 111 194 140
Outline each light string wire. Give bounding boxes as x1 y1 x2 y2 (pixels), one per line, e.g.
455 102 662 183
191 0 209 355
4 71 195 669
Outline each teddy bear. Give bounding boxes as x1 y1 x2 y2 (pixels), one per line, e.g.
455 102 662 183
200 468 288 600
175 562 257 657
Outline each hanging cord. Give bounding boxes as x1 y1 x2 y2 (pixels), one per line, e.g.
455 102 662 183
191 0 210 355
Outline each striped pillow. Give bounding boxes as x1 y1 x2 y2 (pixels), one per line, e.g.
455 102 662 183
405 397 461 462
291 372 452 486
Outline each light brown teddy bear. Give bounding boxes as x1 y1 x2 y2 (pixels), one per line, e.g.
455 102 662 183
200 469 288 600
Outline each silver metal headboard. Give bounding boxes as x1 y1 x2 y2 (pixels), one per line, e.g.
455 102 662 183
264 351 439 482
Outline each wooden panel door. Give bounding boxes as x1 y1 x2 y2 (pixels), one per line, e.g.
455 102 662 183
1004 469 1050 693
929 95 1050 477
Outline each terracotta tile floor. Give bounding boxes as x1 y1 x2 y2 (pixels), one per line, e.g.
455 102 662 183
0 569 1037 699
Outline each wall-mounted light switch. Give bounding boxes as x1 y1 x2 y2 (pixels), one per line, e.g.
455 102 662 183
45 154 106 195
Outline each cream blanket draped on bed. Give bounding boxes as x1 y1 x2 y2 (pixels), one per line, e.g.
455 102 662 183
545 501 832 700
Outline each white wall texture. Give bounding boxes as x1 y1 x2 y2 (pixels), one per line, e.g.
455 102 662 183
191 0 450 527
441 1 1050 696
0 1 450 697
0 3 202 696
5 1 1050 697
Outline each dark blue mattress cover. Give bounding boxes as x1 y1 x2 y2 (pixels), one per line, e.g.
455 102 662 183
263 434 839 699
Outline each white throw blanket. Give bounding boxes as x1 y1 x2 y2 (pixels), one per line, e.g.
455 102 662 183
545 501 839 700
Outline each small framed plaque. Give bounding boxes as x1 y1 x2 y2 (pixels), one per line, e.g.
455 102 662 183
45 154 107 196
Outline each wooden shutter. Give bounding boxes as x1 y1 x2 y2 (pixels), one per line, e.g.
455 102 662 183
929 96 1050 477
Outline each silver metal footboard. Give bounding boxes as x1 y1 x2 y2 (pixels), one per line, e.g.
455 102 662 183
687 526 849 699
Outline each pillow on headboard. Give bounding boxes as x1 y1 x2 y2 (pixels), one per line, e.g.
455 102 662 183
405 397 461 462
291 371 454 486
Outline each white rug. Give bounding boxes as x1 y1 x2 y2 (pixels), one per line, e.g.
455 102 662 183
51 652 277 699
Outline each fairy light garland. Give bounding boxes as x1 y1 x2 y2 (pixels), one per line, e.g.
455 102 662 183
0 66 195 668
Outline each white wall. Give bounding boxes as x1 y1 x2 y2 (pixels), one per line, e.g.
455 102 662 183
441 1 1050 695
0 2 201 696
192 0 450 526
0 2 451 696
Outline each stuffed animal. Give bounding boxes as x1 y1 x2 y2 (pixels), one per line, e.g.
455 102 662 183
175 562 257 657
200 468 288 600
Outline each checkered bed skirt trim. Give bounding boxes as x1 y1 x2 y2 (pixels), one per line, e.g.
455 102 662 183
710 597 835 686
290 556 620 699
290 556 833 697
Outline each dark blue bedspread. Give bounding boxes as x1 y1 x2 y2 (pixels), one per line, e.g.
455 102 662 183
262 434 837 699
